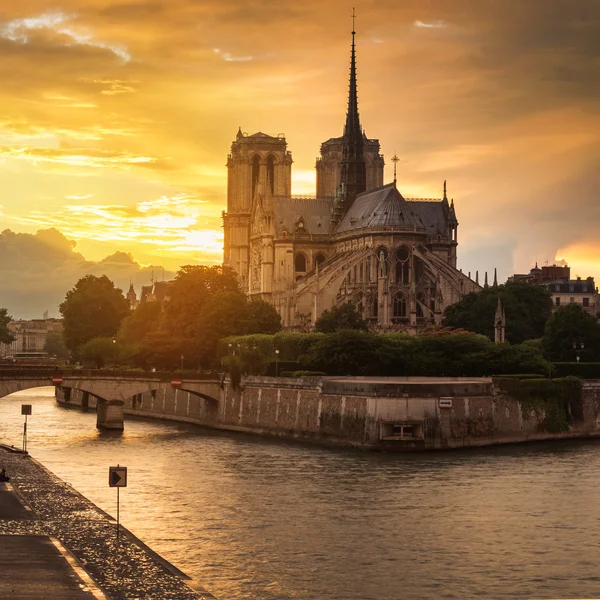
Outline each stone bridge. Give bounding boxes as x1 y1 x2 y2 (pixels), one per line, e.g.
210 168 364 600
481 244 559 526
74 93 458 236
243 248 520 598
0 370 221 431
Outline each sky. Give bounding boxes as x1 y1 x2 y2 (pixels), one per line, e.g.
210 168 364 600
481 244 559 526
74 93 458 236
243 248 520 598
0 0 599 318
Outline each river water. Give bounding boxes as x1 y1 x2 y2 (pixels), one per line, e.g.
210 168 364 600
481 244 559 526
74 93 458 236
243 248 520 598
2 388 600 599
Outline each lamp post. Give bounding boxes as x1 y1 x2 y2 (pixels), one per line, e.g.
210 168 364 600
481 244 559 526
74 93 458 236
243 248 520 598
112 338 116 368
275 349 280 377
573 341 585 363
180 354 184 370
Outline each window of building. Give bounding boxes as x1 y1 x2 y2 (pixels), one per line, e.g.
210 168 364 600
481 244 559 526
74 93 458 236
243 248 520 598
570 297 575 304
266 155 275 194
294 253 306 272
396 246 409 283
583 297 590 307
569 284 574 292
555 284 560 292
555 297 561 306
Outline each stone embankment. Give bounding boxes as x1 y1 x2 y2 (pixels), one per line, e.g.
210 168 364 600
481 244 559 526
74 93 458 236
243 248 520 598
56 375 600 451
0 445 217 600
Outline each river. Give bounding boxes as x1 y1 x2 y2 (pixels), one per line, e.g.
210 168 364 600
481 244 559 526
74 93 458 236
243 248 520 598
2 388 600 599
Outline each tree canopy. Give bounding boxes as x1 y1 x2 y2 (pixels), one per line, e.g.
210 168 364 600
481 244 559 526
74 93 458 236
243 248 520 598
442 283 553 344
315 303 368 333
60 275 130 352
43 332 69 360
542 304 600 361
0 308 14 345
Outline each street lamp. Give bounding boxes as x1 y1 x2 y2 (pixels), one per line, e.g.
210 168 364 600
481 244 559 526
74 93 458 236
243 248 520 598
275 349 280 377
573 341 585 363
180 354 184 370
112 338 116 368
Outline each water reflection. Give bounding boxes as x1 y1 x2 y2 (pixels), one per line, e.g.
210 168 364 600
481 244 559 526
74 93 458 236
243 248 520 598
2 387 600 599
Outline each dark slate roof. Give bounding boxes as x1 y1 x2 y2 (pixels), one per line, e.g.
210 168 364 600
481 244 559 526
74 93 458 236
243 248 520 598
272 197 334 235
336 183 443 233
406 200 450 236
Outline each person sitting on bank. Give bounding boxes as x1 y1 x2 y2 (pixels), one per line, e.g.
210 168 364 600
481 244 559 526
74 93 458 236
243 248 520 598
0 468 10 482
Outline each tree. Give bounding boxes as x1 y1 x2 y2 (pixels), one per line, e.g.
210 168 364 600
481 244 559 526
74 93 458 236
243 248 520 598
118 301 162 344
195 292 281 367
543 304 600 361
443 283 553 344
43 332 69 360
315 303 368 333
247 299 282 334
0 308 14 345
60 275 131 352
79 337 121 369
161 265 240 338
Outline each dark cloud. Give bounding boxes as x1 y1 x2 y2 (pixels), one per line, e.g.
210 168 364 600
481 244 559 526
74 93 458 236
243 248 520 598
0 229 174 319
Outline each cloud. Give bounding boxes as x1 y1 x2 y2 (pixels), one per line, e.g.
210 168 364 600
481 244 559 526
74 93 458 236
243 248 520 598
414 20 448 29
4 194 223 259
1 11 130 62
0 228 174 319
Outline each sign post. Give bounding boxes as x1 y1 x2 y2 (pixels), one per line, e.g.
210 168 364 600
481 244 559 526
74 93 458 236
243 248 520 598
21 404 32 453
109 465 128 541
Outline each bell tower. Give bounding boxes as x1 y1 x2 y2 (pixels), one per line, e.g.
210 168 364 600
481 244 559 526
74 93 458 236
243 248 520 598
222 129 292 291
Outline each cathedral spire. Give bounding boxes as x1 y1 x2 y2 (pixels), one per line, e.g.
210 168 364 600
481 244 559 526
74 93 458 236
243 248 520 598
333 8 367 225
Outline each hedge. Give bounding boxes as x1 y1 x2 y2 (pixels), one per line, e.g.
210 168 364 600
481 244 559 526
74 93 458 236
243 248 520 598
552 363 600 379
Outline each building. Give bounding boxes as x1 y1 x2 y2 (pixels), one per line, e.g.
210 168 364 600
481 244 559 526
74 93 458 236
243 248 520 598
0 318 63 358
509 264 599 316
222 27 480 331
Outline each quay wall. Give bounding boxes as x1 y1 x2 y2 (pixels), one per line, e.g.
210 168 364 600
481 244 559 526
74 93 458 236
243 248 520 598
56 377 600 451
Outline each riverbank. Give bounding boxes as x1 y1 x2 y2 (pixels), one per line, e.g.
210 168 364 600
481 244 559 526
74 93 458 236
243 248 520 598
0 445 217 600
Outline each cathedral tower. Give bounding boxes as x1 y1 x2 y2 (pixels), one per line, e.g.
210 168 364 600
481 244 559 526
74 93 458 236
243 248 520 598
317 24 383 204
223 129 292 291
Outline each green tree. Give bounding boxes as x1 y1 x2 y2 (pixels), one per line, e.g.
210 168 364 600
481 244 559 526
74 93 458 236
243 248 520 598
118 301 162 344
161 265 239 338
300 330 395 375
60 275 130 352
196 292 280 367
543 304 600 361
443 283 552 344
247 299 282 334
43 332 69 360
0 308 15 345
79 337 121 369
315 303 368 333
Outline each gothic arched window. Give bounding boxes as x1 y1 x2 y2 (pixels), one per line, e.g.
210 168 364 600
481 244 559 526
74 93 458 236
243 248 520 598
393 293 407 318
396 246 410 284
266 155 275 195
251 155 260 198
314 253 326 269
295 253 307 273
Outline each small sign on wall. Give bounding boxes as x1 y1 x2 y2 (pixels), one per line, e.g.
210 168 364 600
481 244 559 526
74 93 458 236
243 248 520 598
439 397 453 409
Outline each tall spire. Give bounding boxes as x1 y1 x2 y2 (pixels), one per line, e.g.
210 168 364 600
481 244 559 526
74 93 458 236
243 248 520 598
333 8 367 225
344 8 361 142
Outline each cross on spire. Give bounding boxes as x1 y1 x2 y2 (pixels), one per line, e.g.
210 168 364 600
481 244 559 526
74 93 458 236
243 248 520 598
352 7 356 33
391 154 399 186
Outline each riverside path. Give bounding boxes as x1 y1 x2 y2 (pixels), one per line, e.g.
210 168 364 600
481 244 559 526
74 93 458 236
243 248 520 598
0 444 217 599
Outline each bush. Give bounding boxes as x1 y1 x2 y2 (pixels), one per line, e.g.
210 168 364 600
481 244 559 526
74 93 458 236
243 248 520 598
552 362 600 379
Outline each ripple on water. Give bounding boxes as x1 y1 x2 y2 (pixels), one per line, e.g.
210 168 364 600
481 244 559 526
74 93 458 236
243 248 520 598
4 388 600 599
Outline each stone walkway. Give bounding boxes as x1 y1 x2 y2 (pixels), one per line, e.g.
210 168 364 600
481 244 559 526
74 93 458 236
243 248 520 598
0 447 218 600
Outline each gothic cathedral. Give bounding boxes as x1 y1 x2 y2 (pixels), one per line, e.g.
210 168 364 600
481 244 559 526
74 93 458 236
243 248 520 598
222 28 480 331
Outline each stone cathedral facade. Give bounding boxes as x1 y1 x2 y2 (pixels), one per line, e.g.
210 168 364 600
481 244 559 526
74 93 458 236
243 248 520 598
222 29 480 331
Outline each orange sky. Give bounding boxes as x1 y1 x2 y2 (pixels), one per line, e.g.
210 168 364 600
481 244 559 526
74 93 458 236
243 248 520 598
1 0 599 317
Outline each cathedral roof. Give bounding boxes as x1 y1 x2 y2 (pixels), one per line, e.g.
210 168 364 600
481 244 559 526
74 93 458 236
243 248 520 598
336 183 430 233
407 200 451 236
272 197 334 235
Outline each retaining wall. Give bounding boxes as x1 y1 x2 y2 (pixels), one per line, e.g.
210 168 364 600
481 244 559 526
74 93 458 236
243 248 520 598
56 377 600 451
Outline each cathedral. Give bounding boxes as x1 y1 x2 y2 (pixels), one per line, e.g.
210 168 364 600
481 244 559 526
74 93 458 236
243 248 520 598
222 27 480 331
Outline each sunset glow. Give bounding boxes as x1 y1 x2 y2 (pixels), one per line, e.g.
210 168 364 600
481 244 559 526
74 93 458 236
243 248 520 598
0 0 599 317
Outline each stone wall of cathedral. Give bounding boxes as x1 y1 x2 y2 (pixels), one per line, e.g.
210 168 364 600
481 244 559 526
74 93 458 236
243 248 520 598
316 138 384 199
